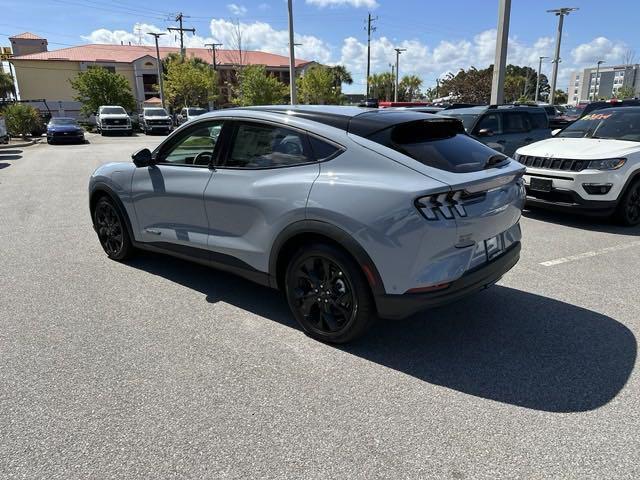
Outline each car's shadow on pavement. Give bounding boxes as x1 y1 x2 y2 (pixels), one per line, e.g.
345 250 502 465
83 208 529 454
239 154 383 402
126 251 637 413
523 207 640 236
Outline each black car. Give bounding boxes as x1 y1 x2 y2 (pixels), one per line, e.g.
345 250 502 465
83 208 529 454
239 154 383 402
438 105 551 156
580 99 640 118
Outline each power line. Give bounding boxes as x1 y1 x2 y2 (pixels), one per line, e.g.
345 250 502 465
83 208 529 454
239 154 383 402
365 12 377 98
167 12 195 58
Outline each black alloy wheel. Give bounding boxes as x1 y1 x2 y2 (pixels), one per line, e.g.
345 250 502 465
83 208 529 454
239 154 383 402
93 198 133 260
616 180 640 226
285 244 376 343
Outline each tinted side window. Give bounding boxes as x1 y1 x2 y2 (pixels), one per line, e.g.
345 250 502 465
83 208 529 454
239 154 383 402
475 113 502 134
367 120 506 173
225 122 313 168
503 112 530 133
530 112 549 129
309 136 343 161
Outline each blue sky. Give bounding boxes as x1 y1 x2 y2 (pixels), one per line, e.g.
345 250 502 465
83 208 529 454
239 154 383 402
1 0 637 93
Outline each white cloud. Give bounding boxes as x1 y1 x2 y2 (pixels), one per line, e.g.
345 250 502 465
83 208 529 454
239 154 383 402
571 37 627 64
227 3 247 16
306 0 379 8
81 22 214 48
209 18 332 64
81 21 625 95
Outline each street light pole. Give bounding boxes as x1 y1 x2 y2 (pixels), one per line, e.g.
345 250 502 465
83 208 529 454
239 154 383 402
147 32 166 109
490 0 511 105
394 48 406 102
535 56 548 102
547 7 578 105
593 60 604 101
287 0 297 105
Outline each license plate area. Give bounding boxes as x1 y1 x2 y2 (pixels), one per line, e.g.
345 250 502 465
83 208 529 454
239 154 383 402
530 177 552 192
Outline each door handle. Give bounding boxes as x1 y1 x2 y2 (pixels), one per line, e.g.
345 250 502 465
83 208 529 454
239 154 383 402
144 228 161 235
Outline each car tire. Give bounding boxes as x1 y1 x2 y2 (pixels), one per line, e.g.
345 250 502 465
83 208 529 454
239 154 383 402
615 179 640 226
93 197 134 261
285 243 376 343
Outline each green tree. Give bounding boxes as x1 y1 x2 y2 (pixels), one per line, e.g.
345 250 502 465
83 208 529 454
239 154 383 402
398 75 423 101
330 65 353 89
298 65 341 104
163 58 218 109
368 72 395 101
232 64 288 106
0 71 15 100
438 66 493 104
616 85 635 99
69 67 136 115
3 103 40 138
553 89 568 104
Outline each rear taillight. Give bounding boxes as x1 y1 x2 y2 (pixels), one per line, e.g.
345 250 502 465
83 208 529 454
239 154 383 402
415 191 467 220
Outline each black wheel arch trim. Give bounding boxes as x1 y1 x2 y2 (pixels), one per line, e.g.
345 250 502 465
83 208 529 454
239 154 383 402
89 183 135 242
268 220 385 295
619 168 640 200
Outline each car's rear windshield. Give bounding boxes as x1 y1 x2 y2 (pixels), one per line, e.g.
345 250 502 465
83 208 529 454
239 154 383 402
557 110 640 142
188 108 207 116
438 113 478 132
49 118 77 125
144 108 168 116
101 107 126 114
367 119 508 173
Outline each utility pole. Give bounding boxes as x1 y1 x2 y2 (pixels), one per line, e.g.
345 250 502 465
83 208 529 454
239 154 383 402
287 0 297 105
147 32 166 109
365 13 377 98
592 60 604 101
547 7 578 104
490 0 511 105
168 12 195 59
394 48 406 102
535 56 548 102
389 63 394 101
204 42 223 70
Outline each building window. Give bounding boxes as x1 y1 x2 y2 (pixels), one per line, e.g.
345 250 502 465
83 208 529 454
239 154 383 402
142 74 158 95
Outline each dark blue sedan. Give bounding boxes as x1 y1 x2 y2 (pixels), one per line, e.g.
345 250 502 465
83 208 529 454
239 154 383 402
47 117 85 144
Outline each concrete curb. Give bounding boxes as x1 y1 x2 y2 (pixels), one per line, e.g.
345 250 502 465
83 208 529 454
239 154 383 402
0 139 39 150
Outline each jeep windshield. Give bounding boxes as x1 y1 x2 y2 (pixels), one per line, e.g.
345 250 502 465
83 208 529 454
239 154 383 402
557 109 640 142
101 107 127 115
144 108 168 116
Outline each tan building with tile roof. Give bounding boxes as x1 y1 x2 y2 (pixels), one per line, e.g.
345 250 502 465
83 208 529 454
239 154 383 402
9 34 316 114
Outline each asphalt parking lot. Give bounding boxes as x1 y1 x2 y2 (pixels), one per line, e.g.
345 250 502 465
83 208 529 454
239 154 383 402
1 133 639 479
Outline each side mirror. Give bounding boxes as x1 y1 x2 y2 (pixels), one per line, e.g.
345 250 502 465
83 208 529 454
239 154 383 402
132 148 153 167
551 128 561 136
477 128 494 137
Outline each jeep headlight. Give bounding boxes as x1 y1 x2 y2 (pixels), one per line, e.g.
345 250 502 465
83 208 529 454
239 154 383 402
588 158 626 170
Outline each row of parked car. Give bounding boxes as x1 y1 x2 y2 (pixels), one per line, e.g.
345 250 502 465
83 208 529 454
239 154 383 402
45 105 210 144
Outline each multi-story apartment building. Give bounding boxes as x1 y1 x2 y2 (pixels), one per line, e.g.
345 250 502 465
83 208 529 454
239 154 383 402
567 63 640 105
8 32 316 115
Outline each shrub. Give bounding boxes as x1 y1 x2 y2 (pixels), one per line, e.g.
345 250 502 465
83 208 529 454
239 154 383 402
3 103 40 139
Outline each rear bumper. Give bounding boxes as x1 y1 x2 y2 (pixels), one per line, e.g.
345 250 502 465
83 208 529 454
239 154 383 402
525 187 617 216
375 242 521 320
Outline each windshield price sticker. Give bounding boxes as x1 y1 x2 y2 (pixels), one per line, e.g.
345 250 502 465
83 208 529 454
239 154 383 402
583 113 613 121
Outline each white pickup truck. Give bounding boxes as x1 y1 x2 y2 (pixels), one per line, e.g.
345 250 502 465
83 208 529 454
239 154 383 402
96 105 132 136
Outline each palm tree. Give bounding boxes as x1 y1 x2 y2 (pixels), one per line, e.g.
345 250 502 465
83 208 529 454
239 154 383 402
330 65 353 89
399 75 422 101
0 71 15 100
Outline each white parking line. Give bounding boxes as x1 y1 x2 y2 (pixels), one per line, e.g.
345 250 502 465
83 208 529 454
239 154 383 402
540 240 640 266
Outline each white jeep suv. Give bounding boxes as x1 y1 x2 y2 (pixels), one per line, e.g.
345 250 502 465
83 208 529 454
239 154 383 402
515 107 640 225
